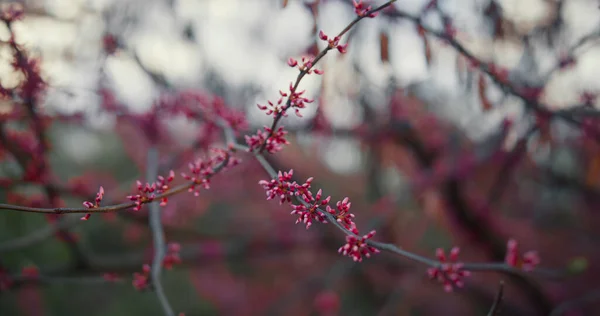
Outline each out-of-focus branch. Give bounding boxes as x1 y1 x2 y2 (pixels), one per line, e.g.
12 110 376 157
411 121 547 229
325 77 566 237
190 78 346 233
383 8 600 142
1 17 90 269
9 274 124 286
2 238 309 293
0 215 80 252
486 127 537 205
146 147 175 316
389 124 552 315
487 281 505 316
541 28 600 83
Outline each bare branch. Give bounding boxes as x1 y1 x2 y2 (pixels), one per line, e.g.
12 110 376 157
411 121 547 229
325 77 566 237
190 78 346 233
487 281 505 316
146 147 175 316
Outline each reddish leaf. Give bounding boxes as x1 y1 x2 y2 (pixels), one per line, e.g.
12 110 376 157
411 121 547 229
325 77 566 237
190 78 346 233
534 112 553 146
478 73 493 111
306 0 320 33
586 155 600 187
417 25 426 37
380 31 389 62
416 25 432 64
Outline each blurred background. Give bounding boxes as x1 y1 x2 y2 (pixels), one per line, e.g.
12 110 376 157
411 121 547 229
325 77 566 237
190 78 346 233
1 0 600 315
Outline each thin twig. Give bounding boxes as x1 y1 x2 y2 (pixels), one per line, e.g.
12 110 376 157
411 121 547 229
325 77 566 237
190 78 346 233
541 27 600 83
487 281 505 316
257 0 398 153
384 8 600 142
0 162 227 214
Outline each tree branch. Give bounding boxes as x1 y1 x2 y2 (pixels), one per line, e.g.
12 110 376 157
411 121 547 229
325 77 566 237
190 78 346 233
146 147 175 316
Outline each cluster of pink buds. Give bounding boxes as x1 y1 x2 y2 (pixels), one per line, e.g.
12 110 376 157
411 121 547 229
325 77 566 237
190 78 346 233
256 83 315 119
291 189 331 229
182 148 238 195
338 229 379 262
504 239 540 272
318 30 348 54
182 159 215 195
287 56 324 75
127 181 159 211
286 83 314 117
256 81 316 118
156 170 175 206
126 170 174 211
212 147 241 167
162 242 182 270
245 126 290 153
81 186 105 221
132 264 151 291
260 170 359 230
427 247 471 292
260 169 374 261
326 197 355 230
176 92 249 134
257 90 289 118
259 169 312 204
353 0 378 18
